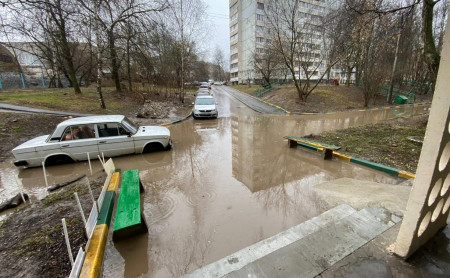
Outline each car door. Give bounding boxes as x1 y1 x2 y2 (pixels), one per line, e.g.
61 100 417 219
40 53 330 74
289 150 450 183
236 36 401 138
59 124 99 161
96 122 135 157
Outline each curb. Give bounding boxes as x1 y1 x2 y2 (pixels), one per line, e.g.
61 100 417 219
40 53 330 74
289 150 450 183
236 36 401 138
285 135 341 150
79 169 121 278
285 136 415 179
247 93 291 114
330 101 432 115
160 108 193 127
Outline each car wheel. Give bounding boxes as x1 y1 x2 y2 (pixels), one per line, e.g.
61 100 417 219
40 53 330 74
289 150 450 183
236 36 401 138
45 155 73 166
143 143 164 153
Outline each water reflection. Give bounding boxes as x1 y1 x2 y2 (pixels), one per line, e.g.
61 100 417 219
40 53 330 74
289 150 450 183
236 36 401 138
114 234 149 277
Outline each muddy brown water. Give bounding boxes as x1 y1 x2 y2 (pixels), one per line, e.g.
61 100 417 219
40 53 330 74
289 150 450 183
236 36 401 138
0 87 430 277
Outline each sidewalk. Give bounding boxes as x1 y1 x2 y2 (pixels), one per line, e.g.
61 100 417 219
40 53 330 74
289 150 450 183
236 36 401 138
220 86 286 115
0 103 93 117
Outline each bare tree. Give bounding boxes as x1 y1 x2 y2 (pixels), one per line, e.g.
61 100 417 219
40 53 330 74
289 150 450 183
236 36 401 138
5 0 84 93
252 42 283 85
167 0 208 101
266 0 341 101
345 0 447 92
213 46 225 81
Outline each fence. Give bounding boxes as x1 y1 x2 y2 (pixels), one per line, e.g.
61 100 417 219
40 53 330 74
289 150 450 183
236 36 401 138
0 72 82 90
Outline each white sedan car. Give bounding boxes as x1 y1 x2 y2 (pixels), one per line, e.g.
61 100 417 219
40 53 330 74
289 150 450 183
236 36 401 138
12 115 172 167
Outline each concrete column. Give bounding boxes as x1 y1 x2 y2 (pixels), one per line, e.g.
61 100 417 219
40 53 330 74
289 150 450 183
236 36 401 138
394 17 450 258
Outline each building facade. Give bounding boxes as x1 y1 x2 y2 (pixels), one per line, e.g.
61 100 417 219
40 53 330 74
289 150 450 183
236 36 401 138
229 0 342 85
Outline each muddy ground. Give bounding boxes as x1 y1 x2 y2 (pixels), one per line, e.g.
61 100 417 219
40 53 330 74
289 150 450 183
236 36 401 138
309 115 429 173
233 84 433 114
0 175 105 278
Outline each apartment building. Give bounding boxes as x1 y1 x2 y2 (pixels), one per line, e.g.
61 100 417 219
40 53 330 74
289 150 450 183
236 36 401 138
229 0 340 85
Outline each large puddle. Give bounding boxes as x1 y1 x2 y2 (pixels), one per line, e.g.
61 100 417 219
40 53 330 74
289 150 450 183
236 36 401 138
0 87 429 277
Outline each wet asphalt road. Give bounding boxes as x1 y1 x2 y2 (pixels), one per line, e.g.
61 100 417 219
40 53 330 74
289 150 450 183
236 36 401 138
0 86 431 277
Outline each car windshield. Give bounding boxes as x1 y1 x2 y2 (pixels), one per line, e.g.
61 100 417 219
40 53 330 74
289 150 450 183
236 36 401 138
121 117 138 134
195 98 215 105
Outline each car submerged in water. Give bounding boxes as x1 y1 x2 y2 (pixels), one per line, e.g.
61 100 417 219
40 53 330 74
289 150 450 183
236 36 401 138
12 115 172 167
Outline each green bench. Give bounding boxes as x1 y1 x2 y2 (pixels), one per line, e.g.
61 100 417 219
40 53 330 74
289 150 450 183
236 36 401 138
113 169 148 241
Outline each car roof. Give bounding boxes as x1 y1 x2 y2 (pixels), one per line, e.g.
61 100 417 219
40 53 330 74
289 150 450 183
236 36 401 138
196 95 214 99
57 115 126 127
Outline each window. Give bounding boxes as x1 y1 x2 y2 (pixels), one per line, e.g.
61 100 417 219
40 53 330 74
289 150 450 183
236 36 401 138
230 13 238 22
230 23 238 32
256 37 265 43
231 43 238 51
230 53 238 60
257 2 264 10
256 48 265 54
62 125 96 141
256 14 264 21
97 123 128 137
230 2 237 14
231 63 238 69
230 33 238 41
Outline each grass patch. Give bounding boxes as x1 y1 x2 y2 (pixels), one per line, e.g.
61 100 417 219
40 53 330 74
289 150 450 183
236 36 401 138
230 84 260 95
0 87 136 114
310 121 426 172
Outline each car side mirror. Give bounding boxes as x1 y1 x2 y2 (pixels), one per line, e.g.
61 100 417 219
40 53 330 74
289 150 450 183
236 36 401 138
127 132 132 137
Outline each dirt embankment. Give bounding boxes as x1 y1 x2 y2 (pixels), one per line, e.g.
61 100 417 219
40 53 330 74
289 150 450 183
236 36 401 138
308 115 429 173
232 84 433 114
0 175 105 278
0 113 64 163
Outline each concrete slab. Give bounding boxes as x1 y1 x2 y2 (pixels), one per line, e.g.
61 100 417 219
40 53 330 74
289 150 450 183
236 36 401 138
222 206 397 278
181 204 356 278
313 178 411 216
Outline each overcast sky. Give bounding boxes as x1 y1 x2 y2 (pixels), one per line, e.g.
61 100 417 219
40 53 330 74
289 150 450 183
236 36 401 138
204 0 230 69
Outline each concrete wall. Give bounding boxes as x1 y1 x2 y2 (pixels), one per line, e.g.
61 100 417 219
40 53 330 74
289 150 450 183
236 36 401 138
394 17 450 258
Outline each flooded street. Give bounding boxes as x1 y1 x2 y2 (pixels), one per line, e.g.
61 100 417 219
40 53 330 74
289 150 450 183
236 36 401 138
0 87 429 277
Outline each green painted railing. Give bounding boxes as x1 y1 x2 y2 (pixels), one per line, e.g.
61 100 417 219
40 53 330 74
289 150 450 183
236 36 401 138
255 84 273 97
379 85 415 103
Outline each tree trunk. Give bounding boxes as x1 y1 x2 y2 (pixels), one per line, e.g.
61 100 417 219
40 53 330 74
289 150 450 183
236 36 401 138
108 30 122 92
126 36 132 92
346 66 352 87
422 0 440 88
94 0 106 109
52 1 81 94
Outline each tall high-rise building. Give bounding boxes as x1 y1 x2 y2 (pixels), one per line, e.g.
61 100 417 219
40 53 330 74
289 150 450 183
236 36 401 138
229 0 336 85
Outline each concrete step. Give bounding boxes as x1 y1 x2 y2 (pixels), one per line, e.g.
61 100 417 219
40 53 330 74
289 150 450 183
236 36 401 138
182 205 401 278
181 204 357 278
223 207 401 278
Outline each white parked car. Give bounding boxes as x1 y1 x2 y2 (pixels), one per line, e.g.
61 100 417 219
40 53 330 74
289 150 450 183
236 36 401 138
12 115 172 167
193 96 218 119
